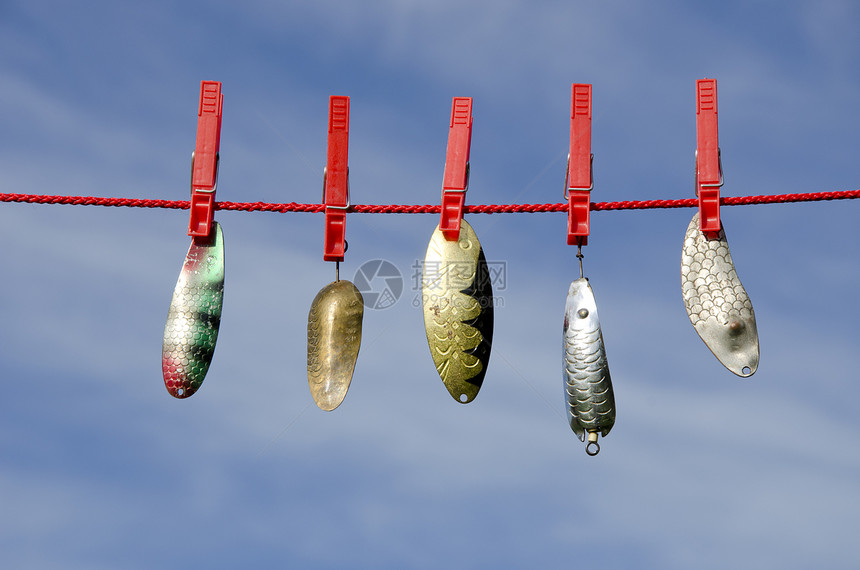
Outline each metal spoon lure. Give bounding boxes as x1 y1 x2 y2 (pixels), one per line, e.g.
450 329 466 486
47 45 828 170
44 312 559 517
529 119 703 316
162 222 225 398
422 219 494 404
307 258 364 412
563 246 615 455
681 213 759 377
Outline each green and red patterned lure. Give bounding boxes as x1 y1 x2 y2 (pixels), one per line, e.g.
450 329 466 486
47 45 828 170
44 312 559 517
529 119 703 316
162 222 225 398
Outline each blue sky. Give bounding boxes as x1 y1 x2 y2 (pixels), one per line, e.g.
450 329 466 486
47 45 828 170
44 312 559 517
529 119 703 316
1 1 859 568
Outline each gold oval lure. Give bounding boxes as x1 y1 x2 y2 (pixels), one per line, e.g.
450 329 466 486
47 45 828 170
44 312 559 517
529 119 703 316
307 279 364 411
422 219 494 403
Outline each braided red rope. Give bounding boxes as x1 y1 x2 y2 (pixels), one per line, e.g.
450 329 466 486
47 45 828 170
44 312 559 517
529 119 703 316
0 190 858 213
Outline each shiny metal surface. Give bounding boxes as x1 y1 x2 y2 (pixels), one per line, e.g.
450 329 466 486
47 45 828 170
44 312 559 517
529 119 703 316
563 277 615 455
422 220 494 404
162 222 225 399
681 213 759 377
307 279 364 411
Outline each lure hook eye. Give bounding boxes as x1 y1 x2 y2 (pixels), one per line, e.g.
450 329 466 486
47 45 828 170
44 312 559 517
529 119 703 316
585 431 600 456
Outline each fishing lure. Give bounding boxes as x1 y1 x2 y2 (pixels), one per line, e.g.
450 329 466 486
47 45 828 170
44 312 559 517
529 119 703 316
681 213 759 376
306 94 364 411
307 279 364 411
422 219 494 403
563 276 615 456
162 222 225 398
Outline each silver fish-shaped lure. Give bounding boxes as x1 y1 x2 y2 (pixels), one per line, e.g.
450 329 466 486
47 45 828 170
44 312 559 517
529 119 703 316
563 277 615 456
681 213 759 377
162 222 225 398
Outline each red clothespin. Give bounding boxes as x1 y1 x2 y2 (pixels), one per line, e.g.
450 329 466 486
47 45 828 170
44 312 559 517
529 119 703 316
566 83 593 246
439 97 473 241
188 81 223 238
695 78 723 234
323 95 350 262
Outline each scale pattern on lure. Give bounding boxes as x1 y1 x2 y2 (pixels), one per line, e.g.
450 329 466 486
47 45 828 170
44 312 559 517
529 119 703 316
162 222 224 398
307 280 364 411
422 220 494 404
563 277 615 455
681 213 759 377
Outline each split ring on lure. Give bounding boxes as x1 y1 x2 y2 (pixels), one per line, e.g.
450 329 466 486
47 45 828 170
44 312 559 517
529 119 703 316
307 279 364 411
162 222 225 398
681 213 759 377
563 277 615 455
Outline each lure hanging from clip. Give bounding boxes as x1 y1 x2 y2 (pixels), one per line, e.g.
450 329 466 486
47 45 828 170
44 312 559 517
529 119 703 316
422 97 494 404
306 96 364 411
561 84 615 456
682 79 759 377
162 81 225 399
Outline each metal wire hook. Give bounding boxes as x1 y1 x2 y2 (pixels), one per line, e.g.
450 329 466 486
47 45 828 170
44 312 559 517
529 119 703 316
334 240 348 282
694 148 724 196
563 153 594 200
576 241 584 279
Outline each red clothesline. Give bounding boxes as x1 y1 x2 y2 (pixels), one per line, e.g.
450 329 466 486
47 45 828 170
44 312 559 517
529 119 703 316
1 190 858 213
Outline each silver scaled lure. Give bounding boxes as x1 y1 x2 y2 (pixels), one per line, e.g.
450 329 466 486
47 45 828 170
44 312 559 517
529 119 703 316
422 219 494 403
563 277 615 456
681 213 759 376
162 222 225 398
